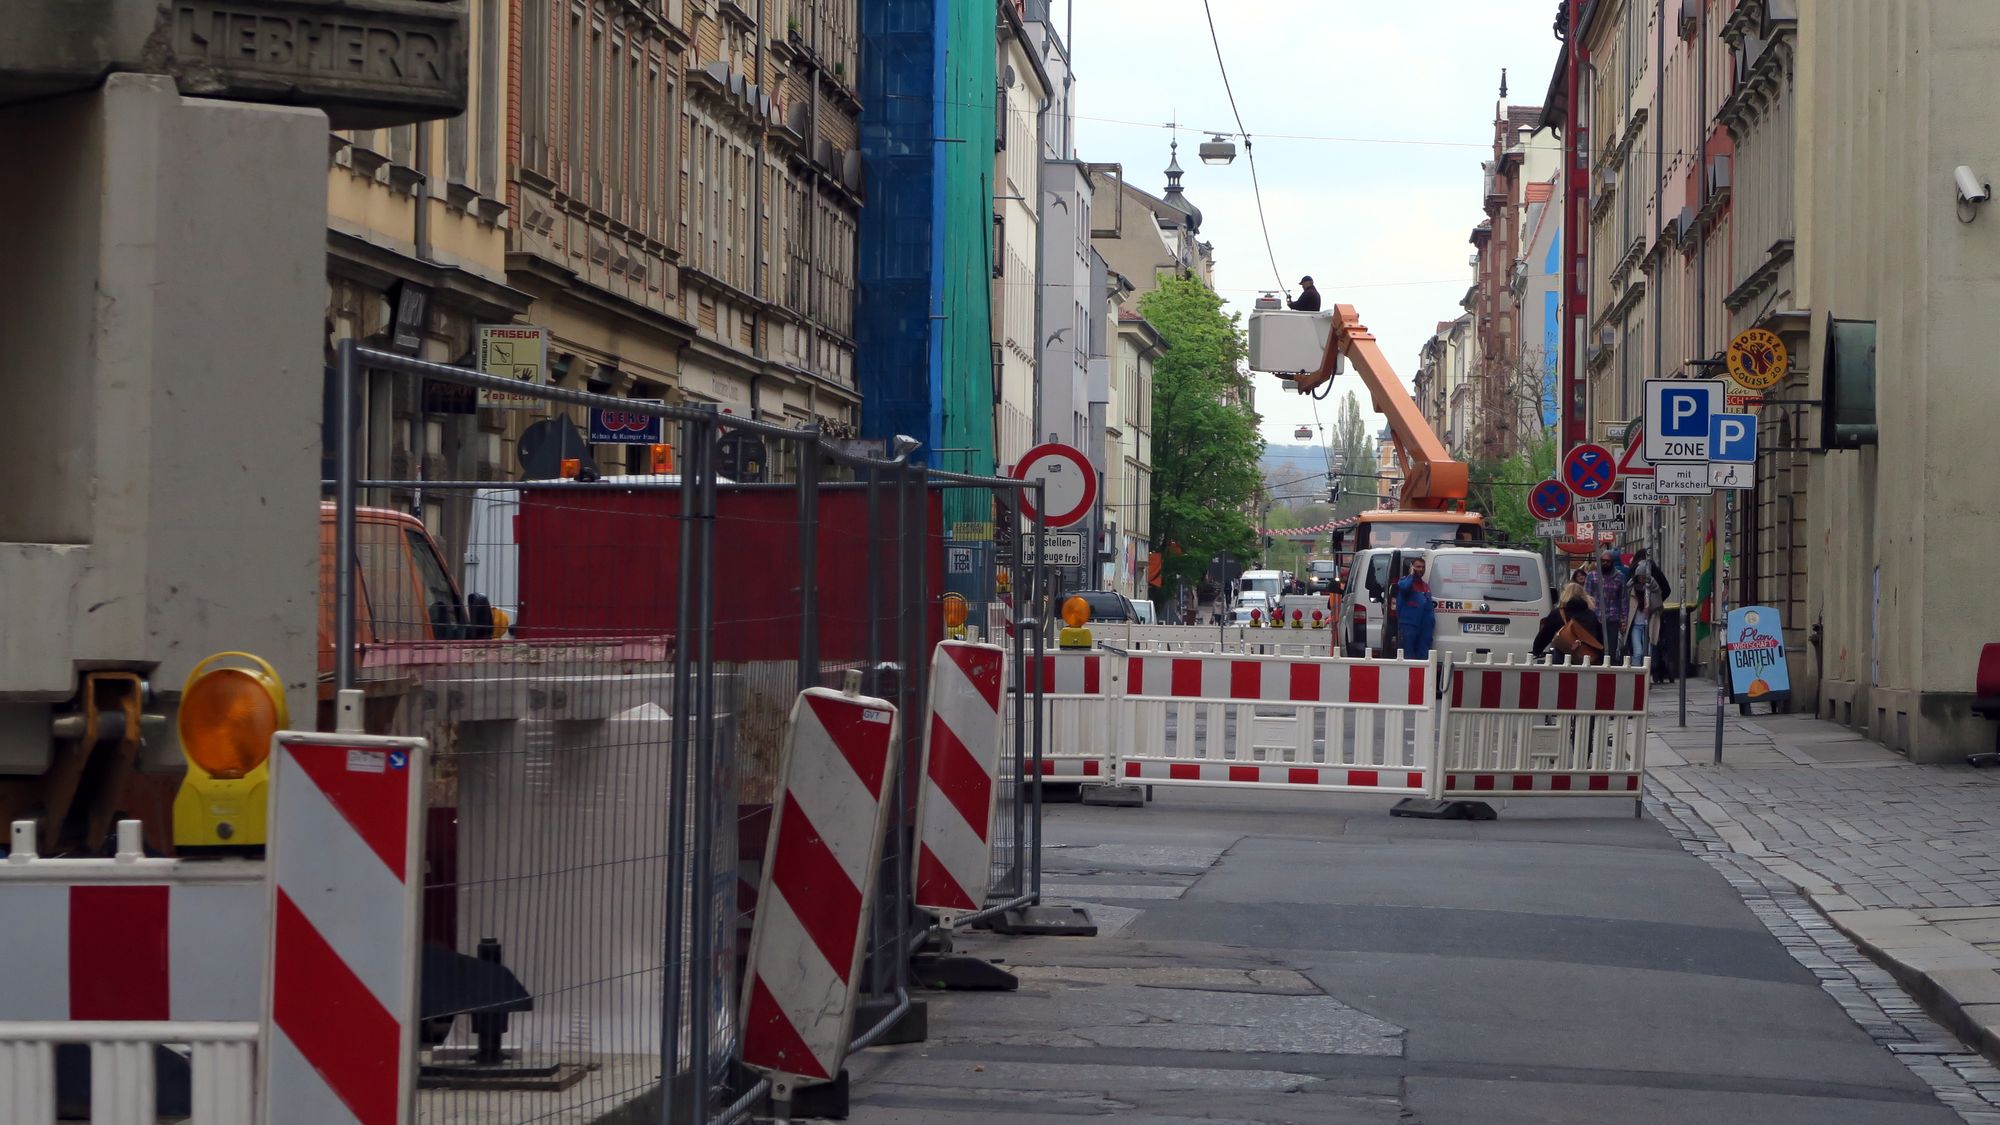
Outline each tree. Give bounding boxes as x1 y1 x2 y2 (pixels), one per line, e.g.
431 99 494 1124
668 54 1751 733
1467 432 1557 545
1331 391 1380 519
1141 276 1264 591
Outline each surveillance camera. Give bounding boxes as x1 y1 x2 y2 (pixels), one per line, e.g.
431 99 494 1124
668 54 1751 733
1956 165 1991 204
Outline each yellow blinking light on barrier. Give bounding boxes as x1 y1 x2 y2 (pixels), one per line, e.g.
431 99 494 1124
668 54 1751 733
173 652 288 850
943 593 969 639
1058 595 1093 650
490 607 513 639
651 443 675 474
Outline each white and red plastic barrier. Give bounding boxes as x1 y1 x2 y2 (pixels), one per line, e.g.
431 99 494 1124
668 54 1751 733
1117 651 1436 796
1008 651 1114 781
740 683 900 1089
915 640 1007 919
262 732 428 1125
1431 656 1650 799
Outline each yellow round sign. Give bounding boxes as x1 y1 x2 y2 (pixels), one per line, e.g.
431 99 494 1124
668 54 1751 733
1726 328 1790 390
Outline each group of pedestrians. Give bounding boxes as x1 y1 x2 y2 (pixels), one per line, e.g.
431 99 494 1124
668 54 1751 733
1532 547 1671 665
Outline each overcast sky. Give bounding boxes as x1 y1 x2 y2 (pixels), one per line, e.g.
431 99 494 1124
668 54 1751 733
1056 0 1562 448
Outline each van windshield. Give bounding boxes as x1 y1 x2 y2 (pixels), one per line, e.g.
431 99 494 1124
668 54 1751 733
1240 575 1284 600
1430 555 1542 602
1363 521 1485 549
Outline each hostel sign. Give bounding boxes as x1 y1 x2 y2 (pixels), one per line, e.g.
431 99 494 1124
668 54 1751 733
1725 606 1791 708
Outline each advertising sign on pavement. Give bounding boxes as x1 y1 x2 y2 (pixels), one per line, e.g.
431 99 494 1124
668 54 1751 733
1725 605 1791 708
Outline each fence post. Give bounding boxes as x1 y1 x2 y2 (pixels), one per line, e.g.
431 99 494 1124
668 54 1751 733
689 408 721 1120
798 436 820 694
659 416 698 1125
333 338 359 695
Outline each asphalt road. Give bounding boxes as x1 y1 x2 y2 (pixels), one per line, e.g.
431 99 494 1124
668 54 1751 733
843 788 1965 1124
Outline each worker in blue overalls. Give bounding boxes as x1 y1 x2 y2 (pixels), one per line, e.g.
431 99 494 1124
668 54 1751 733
1391 555 1437 660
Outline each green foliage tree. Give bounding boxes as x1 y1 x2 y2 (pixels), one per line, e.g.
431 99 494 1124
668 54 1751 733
1467 433 1558 546
1331 391 1380 519
1142 276 1264 591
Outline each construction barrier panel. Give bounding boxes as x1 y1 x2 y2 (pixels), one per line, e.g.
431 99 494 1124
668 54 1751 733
0 1019 258 1125
914 640 1008 920
740 685 900 1093
262 732 428 1125
1008 651 1114 781
1102 624 1335 656
1116 652 1434 795
1433 655 1649 800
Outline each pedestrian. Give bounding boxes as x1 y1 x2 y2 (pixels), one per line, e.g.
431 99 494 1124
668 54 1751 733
1390 556 1436 659
1288 276 1322 312
1533 582 1606 663
1627 547 1672 670
1585 549 1630 664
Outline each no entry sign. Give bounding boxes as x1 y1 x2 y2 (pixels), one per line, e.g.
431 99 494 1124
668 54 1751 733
1012 443 1098 529
1562 444 1617 499
1529 479 1572 521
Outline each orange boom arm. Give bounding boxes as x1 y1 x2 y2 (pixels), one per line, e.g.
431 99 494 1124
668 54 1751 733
1295 305 1469 511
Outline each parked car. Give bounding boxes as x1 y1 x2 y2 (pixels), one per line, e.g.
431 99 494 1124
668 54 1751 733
1130 599 1158 625
1070 589 1140 623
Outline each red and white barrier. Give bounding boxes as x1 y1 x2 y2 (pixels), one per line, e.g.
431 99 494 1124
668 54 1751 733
740 685 900 1088
1432 656 1649 801
915 641 1007 919
262 732 427 1125
1008 651 1114 781
1118 652 1435 795
0 822 264 1024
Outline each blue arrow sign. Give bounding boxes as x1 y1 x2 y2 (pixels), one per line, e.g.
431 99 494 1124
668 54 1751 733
1529 479 1572 521
1710 412 1756 464
1563 444 1617 499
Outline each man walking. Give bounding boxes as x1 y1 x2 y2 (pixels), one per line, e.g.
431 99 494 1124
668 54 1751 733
1391 556 1436 660
1585 549 1630 664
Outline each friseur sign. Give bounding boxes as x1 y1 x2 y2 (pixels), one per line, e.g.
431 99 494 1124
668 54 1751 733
161 0 466 127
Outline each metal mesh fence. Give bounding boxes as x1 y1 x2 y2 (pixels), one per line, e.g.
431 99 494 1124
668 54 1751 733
326 342 1048 1123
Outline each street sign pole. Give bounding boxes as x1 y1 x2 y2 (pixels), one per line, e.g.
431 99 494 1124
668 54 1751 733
1714 489 1732 765
1679 500 1690 729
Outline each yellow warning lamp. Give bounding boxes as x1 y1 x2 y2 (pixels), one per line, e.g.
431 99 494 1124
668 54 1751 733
942 593 969 640
1058 595 1093 650
172 652 288 850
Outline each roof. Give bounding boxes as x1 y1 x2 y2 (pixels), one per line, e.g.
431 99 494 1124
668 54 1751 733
1506 105 1544 134
1525 182 1554 203
1538 43 1570 131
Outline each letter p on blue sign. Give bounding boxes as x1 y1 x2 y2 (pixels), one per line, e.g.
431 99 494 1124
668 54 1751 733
1711 413 1756 463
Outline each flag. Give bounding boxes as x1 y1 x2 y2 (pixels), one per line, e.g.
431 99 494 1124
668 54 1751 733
1694 519 1717 641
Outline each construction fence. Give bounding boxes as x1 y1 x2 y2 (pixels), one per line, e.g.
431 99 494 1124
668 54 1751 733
322 342 1058 1123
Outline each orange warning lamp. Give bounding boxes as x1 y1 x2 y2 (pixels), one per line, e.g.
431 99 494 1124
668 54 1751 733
651 443 675 474
174 652 289 849
943 593 969 639
1058 595 1093 650
560 457 582 479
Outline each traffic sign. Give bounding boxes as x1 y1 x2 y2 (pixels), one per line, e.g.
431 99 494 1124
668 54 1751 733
1710 412 1756 464
1575 499 1621 523
1726 328 1790 390
1529 479 1572 521
1645 379 1727 462
1624 477 1667 506
1562 444 1617 499
1615 427 1654 477
1656 463 1713 497
1534 518 1566 538
1709 462 1753 490
1012 442 1097 529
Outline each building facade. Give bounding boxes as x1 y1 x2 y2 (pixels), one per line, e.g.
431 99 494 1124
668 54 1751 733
1467 90 1558 460
994 5 1051 472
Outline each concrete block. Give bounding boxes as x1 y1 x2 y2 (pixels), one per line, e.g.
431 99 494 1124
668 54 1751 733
1930 968 2000 1008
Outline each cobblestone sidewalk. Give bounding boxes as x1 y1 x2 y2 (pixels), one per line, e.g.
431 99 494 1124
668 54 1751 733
1646 683 2000 1119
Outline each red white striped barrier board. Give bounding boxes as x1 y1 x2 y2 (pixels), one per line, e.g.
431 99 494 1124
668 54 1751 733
1447 665 1646 712
915 641 1007 918
1117 653 1436 797
1125 654 1429 706
741 686 900 1088
1008 651 1114 782
262 732 427 1125
0 832 263 1023
1432 657 1650 802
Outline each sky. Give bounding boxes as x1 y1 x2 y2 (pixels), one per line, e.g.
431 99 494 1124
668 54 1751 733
1054 0 1563 449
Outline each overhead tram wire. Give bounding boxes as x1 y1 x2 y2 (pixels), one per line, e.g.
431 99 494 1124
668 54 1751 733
1200 0 1287 299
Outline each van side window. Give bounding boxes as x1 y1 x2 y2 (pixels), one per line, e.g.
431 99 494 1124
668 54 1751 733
406 528 466 636
357 521 422 641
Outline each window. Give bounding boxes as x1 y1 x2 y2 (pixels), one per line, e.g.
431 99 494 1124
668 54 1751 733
643 63 659 234
590 21 605 209
447 109 469 184
405 529 467 634
389 123 413 167
607 35 623 215
478 0 500 190
522 0 548 170
567 7 585 191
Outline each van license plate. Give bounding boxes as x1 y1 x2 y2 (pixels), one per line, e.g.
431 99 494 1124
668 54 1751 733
1461 622 1507 635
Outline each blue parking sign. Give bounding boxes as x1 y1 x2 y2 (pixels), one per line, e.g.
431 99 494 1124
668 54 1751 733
1710 413 1756 464
1644 379 1727 462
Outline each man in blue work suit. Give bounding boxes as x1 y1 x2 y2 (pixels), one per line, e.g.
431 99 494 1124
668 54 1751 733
1392 556 1436 659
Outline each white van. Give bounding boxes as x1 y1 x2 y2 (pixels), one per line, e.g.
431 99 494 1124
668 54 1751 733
1424 547 1552 659
1337 546 1550 659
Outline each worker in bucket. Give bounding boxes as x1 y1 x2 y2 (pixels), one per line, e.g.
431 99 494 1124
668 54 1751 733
1390 556 1436 659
